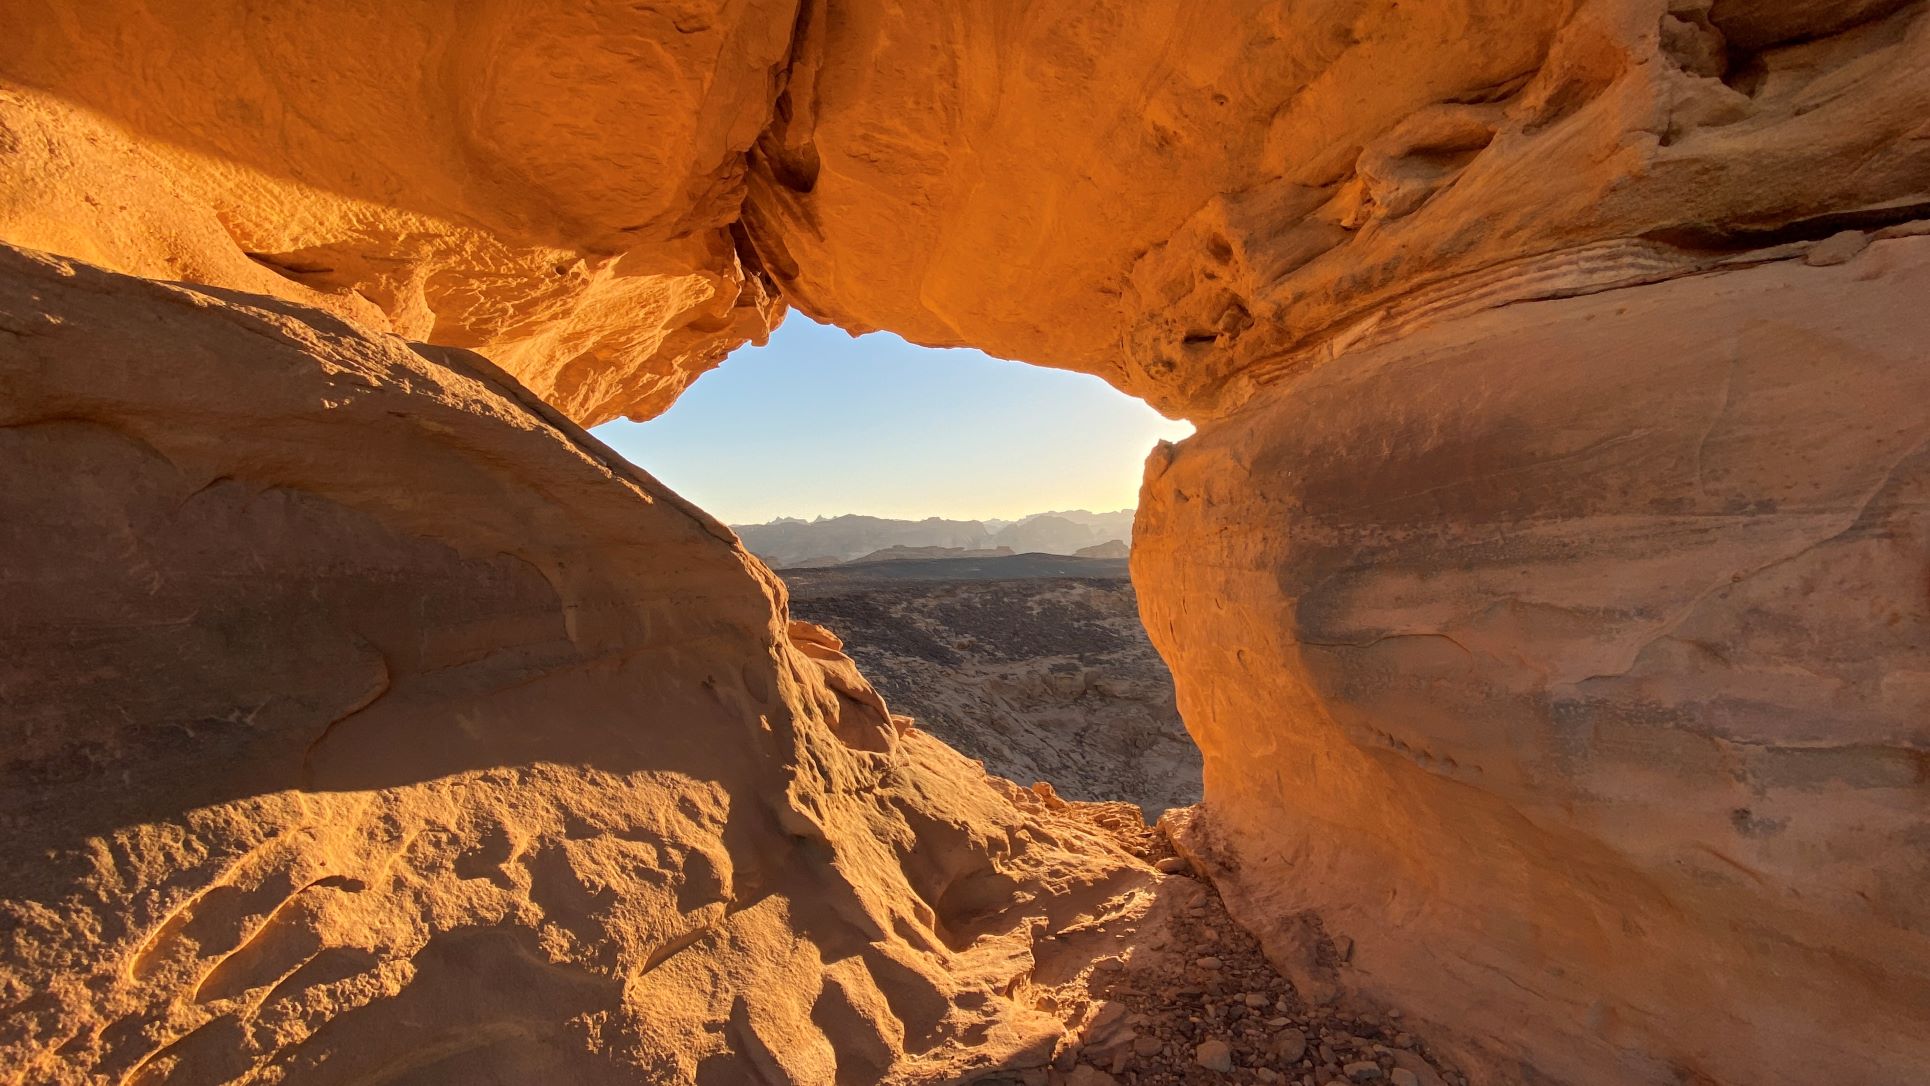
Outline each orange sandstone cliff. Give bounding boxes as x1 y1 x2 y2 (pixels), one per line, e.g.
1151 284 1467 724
2 1 1927 1084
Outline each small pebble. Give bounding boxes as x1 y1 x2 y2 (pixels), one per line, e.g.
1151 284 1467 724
1274 1026 1308 1063
1805 229 1870 267
1196 1038 1234 1073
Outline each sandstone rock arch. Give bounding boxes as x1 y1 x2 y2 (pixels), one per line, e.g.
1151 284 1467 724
2 2 1927 1084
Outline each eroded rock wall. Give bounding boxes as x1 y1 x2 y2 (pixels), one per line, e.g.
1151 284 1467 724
753 8 1930 1074
0 245 1146 1084
2 1 1928 1083
0 0 794 423
1137 232 1930 1085
743 0 1930 416
14 3 1928 425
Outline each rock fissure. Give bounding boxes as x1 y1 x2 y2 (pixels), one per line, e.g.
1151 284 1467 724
297 649 395 791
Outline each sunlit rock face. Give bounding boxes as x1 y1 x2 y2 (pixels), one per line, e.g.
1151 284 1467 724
740 0 1930 417
0 0 793 423
3 0 1929 1083
0 246 1143 1084
1137 233 1930 1085
11 2 1927 423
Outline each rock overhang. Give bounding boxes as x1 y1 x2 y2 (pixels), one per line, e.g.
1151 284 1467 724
2 1 1924 424
3 2 1930 1083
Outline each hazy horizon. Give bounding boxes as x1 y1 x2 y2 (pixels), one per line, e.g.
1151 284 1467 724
593 316 1193 524
726 506 1135 527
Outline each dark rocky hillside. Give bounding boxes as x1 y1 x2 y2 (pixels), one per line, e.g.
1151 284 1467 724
784 556 1200 815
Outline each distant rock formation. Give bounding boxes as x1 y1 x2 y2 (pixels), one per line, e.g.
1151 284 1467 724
1075 540 1130 559
997 510 1134 553
989 514 1111 555
784 561 1197 816
847 544 1015 564
732 509 1134 568
733 514 993 568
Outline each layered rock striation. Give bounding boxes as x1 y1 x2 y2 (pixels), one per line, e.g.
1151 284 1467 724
3 1 1928 1083
1139 232 1930 1085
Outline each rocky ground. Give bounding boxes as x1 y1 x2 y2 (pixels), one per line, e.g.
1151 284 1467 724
1058 884 1464 1086
991 800 1468 1086
780 557 1455 1084
782 558 1201 815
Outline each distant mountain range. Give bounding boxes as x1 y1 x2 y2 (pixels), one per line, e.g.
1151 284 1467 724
731 509 1135 569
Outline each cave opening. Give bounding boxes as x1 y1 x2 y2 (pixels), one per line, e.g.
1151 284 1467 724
593 315 1204 817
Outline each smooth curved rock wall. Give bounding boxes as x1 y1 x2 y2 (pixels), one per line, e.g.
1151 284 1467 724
1137 232 1930 1085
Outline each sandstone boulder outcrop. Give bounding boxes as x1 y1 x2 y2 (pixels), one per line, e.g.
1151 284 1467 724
3 1 1929 1083
0 1 791 423
1139 230 1930 1085
18 3 1925 428
0 246 1146 1084
740 0 1930 418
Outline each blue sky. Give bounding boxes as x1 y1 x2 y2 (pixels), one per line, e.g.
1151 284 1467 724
593 316 1193 525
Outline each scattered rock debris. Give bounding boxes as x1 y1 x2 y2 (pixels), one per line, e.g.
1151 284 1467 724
981 814 1467 1086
